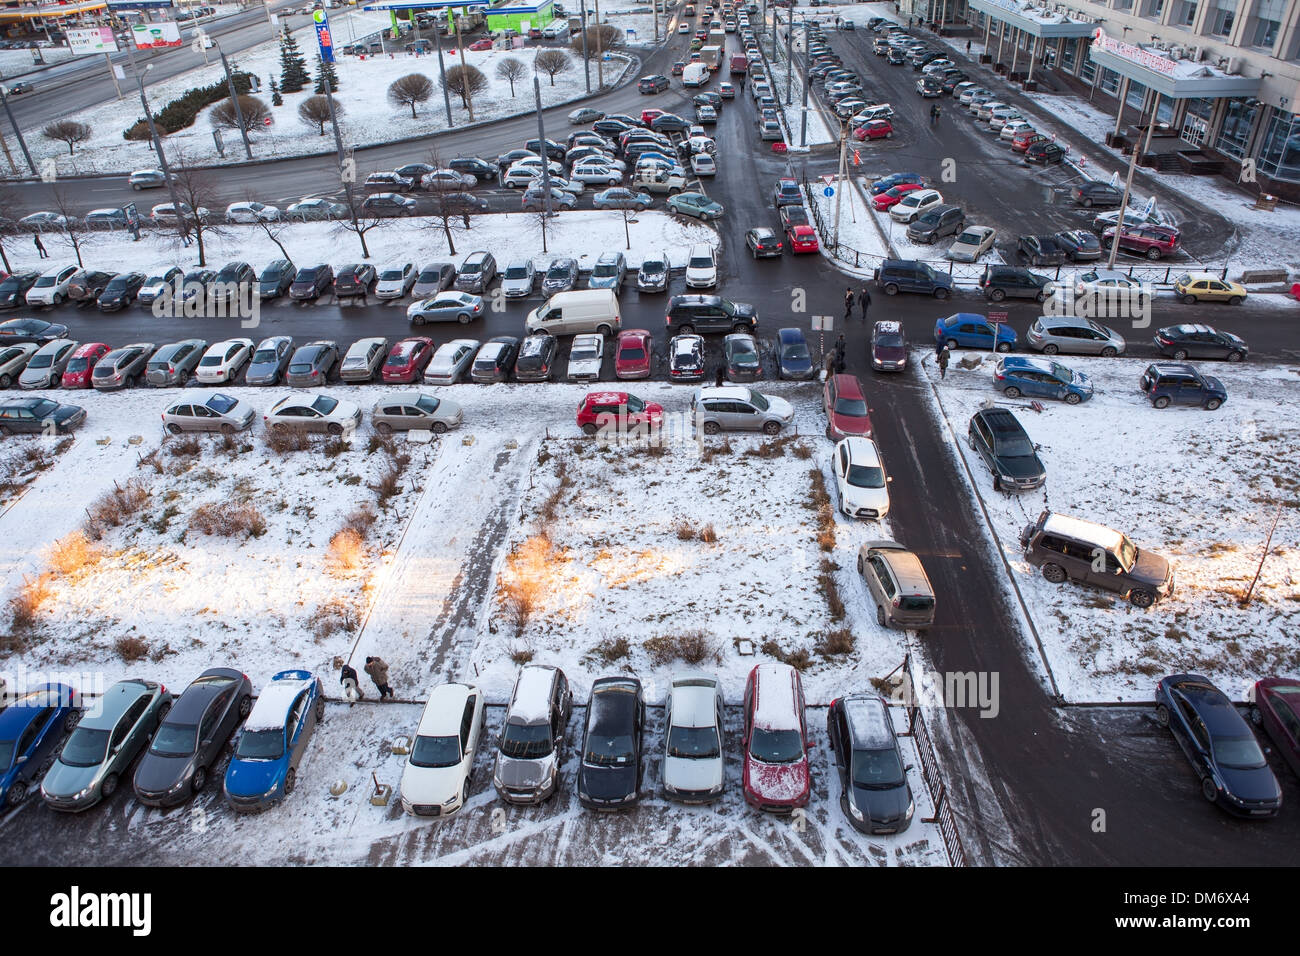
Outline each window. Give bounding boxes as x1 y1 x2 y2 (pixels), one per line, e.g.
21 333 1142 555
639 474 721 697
1257 109 1300 182
1207 0 1235 35
1140 0 1165 18
1171 0 1198 25
1247 0 1282 47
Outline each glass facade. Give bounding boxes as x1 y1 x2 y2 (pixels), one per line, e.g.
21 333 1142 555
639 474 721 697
1140 0 1165 18
1257 109 1300 182
1061 36 1078 70
1180 97 1215 145
1214 97 1259 158
1207 0 1236 36
1173 0 1199 25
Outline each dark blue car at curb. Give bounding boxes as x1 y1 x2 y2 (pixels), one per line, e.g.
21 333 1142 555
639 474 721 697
223 669 323 813
1155 674 1282 818
0 684 80 807
934 313 1017 352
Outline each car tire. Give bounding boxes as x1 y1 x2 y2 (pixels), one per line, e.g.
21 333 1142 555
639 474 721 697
934 287 949 300
1228 296 1243 306
6 781 26 807
101 773 119 799
995 341 1010 353
316 697 326 722
1082 198 1093 208
191 766 208 794
763 421 781 435
1205 398 1222 411
432 421 448 434
284 767 297 796
1146 247 1161 260
238 694 252 719
1041 563 1067 584
166 423 183 435
1042 343 1059 355
1249 705 1262 726
1153 396 1170 409
1155 703 1170 727
1003 386 1021 398
1227 351 1244 363
987 288 1006 302
1128 588 1155 609
1171 348 1188 361
376 422 393 437
327 423 344 436
876 605 886 627
702 421 720 436
1101 347 1118 358
64 709 82 732
1182 294 1198 305
1064 392 1081 405
582 423 598 436
1200 777 1218 802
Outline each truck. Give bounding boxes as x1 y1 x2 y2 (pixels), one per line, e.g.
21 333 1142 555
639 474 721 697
730 53 748 74
682 62 710 86
700 44 723 71
707 28 726 47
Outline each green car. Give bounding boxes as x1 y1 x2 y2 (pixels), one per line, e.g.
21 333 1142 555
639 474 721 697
41 679 172 812
667 192 724 221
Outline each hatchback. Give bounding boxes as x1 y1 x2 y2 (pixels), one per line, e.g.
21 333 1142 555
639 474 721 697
223 670 323 813
514 334 559 382
577 677 645 811
827 694 914 834
741 663 811 812
0 684 80 808
823 373 872 440
60 342 110 389
285 340 339 387
371 392 464 434
146 339 209 390
691 385 793 435
92 343 155 391
857 540 936 629
399 682 484 817
162 393 255 434
382 337 434 384
470 336 519 384
934 313 1016 352
1025 315 1125 356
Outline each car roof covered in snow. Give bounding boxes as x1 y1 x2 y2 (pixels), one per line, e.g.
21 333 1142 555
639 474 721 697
244 672 314 731
874 320 902 334
416 683 475 736
752 662 800 731
842 694 894 750
508 665 557 725
670 673 720 729
1041 512 1124 554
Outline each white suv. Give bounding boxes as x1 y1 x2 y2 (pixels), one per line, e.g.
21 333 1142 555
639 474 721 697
685 242 717 289
26 264 79 306
400 682 485 817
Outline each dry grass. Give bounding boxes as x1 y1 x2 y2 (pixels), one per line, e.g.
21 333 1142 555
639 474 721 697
189 502 268 538
791 442 814 460
341 503 378 538
644 629 719 666
592 635 631 663
322 437 352 459
700 438 734 463
699 523 718 544
816 627 855 657
45 531 102 577
499 532 558 638
310 597 362 640
509 644 535 664
114 635 150 662
819 557 845 621
368 433 398 456
327 528 367 572
138 448 164 474
538 457 573 523
264 429 314 455
809 468 836 552
7 572 54 631
167 435 202 458
761 640 814 671
85 479 151 538
675 520 697 541
369 463 404 506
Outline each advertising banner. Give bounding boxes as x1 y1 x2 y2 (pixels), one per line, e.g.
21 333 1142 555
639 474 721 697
67 27 119 55
131 21 183 50
313 9 336 63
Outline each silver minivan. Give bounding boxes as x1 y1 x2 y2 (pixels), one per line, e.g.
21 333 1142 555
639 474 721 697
1025 314 1127 356
19 339 77 389
145 338 207 387
856 540 937 629
691 385 794 435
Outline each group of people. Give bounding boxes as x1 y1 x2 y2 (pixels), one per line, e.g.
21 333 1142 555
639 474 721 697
929 103 943 125
339 656 395 702
843 285 872 321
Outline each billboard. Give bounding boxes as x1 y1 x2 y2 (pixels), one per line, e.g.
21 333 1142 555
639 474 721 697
107 1 178 8
130 21 183 49
67 27 119 55
312 9 335 63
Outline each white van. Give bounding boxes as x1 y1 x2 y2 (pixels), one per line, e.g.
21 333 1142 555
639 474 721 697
525 288 622 336
682 62 710 87
857 103 894 122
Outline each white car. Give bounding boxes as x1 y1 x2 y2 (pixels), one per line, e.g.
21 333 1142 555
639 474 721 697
889 188 943 223
25 264 79 306
1073 269 1152 304
661 672 725 803
570 162 623 185
500 260 536 298
1000 120 1034 142
988 107 1022 130
947 225 997 262
263 393 362 434
224 201 280 223
976 100 1008 122
502 158 564 187
566 333 604 381
423 338 480 385
399 682 485 817
685 134 716 155
150 202 209 224
832 437 891 519
691 153 716 176
375 262 417 299
685 242 717 289
1092 207 1162 231
339 336 389 382
195 337 254 384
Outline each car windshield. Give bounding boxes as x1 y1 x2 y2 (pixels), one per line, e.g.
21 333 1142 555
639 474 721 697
593 263 618 277
1048 362 1072 382
750 727 804 763
504 266 530 279
783 342 810 361
585 734 635 766
546 264 571 279
298 268 320 280
835 397 868 417
105 278 129 292
34 276 56 288
66 358 88 372
461 263 482 275
409 733 461 768
416 395 441 414
235 728 284 760
625 395 646 413
572 346 599 361
499 720 552 759
28 353 53 369
1211 734 1267 770
418 268 443 281
311 395 339 415
621 346 646 361
956 232 981 245
59 727 110 767
846 464 884 488
875 333 904 348
853 747 906 788
689 255 713 269
252 348 279 364
207 394 237 414
150 722 198 757
996 435 1035 458
668 723 720 759
380 269 404 281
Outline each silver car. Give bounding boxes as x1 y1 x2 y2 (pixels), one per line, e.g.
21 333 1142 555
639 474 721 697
284 340 339 388
245 335 294 386
691 385 795 435
42 679 173 812
371 392 464 434
493 664 572 805
1025 314 1127 357
412 263 456 297
91 342 156 391
19 339 78 389
407 291 484 325
145 339 207 387
0 343 38 388
423 339 479 385
500 259 536 298
662 672 725 803
162 392 256 434
340 336 389 382
541 257 579 294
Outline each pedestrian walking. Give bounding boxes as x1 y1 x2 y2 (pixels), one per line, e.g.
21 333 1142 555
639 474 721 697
364 656 394 700
938 344 950 379
33 234 47 259
858 286 872 319
935 104 942 122
834 334 847 374
929 103 938 125
935 337 946 358
843 287 854 321
822 348 835 379
339 663 365 702
714 365 726 387
966 39 972 55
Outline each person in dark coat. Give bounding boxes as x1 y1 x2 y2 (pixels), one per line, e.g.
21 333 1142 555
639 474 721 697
843 287 854 321
33 234 48 259
340 663 364 701
938 344 950 379
364 656 394 700
833 334 847 374
714 365 726 387
858 286 872 319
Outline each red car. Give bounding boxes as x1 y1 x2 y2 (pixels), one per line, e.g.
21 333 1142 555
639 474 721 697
854 119 893 140
871 183 923 211
381 337 434 384
1102 223 1180 261
614 328 652 379
468 38 493 51
823 373 872 440
641 108 666 126
1253 677 1300 780
786 224 819 253
742 662 811 812
60 342 110 389
671 61 686 75
576 390 663 436
1011 130 1048 153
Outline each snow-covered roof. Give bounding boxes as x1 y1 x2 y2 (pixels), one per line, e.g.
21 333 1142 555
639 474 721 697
753 663 800 731
844 695 892 750
671 674 720 728
509 665 556 724
417 683 473 736
1042 512 1124 554
245 675 312 732
875 320 902 334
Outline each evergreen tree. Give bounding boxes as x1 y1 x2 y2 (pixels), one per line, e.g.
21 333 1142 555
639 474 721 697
278 27 310 93
313 53 341 94
270 77 283 106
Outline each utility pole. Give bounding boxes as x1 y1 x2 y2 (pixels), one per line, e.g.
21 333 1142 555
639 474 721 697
453 13 475 120
135 68 189 245
432 9 454 126
264 0 277 42
652 0 659 43
595 0 604 89
785 11 793 105
106 52 124 100
0 84 36 176
0 125 18 177
579 0 591 93
1106 110 1148 270
533 74 554 220
216 42 253 160
832 120 849 250
799 20 809 147
320 66 363 256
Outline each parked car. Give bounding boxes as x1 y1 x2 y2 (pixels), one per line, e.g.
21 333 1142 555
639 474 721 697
470 336 519 384
378 337 433 384
0 344 37 388
577 677 645 811
333 263 377 298
0 396 85 434
724 332 761 382
514 334 560 383
339 337 388 383
196 338 254 385
448 156 498 182
1073 182 1124 208
257 259 297 299
0 684 80 808
370 391 463 434
423 339 480 386
407 291 484 326
410 262 456 298
776 327 814 380
26 263 79 307
967 406 1045 491
1024 315 1125 357
691 385 793 434
1025 141 1066 165
499 260 536 299
889 189 943 223
636 252 669 292
856 540 937 629
225 201 280 223
59 342 110 389
1018 234 1067 267
264 394 361 434
934 313 1016 352
136 267 183 307
1139 362 1227 410
667 192 724 220
1053 229 1103 262
1172 273 1247 305
870 320 907 372
666 294 756 335
874 259 953 299
685 243 718 289
492 664 572 805
1102 223 1180 260
741 663 811 812
360 193 417 216
67 270 113 304
1252 677 1300 781
908 204 965 244
243 336 293 387
93 272 146 312
661 672 725 803
289 264 334 300
223 670 324 812
89 343 153 392
1152 323 1248 362
1020 509 1174 607
980 265 1053 303
576 390 663 436
1073 269 1152 309
588 252 627 291
161 392 255 434
0 272 40 311
947 226 996 262
285 197 348 221
455 251 497 293
994 355 1092 404
375 262 417 299
668 333 706 382
18 339 77 389
562 333 603 382
541 257 580 294
832 437 890 519
827 694 914 834
399 682 484 817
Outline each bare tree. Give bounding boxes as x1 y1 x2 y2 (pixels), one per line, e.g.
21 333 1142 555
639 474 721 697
571 25 623 58
45 186 93 268
614 201 641 250
534 49 572 86
331 186 389 260
531 206 553 255
421 148 475 256
388 73 435 119
298 94 343 135
495 56 527 96
41 120 92 157
241 189 295 265
0 182 15 272
210 95 270 134
441 64 487 111
167 150 230 268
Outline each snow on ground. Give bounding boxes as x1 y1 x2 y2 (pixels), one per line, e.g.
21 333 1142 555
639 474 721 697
30 11 632 175
0 46 73 76
917 350 1300 702
767 49 836 148
13 210 718 278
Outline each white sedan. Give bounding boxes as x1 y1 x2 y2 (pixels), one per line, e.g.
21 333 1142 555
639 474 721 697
946 225 997 262
400 683 485 817
1000 120 1034 142
662 672 725 803
566 333 604 381
194 338 254 384
832 437 891 519
375 262 417 299
263 393 362 434
502 159 564 187
224 201 281 223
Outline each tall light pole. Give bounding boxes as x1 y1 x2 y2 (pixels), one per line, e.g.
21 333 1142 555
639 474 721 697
453 12 475 121
214 41 253 160
785 9 794 105
578 0 591 93
533 74 554 219
1106 114 1148 270
799 19 809 147
135 66 189 245
0 84 35 176
594 0 604 89
431 10 454 127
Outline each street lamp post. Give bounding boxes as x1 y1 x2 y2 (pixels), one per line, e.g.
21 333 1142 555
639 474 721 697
0 84 37 176
533 74 554 220
579 0 591 93
432 10 454 126
215 42 253 160
135 67 190 245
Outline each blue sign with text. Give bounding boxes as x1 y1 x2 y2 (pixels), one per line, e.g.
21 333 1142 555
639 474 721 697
312 9 335 63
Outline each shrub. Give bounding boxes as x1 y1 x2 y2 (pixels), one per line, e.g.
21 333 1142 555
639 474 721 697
86 479 151 536
593 635 631 663
699 523 718 544
675 521 697 541
645 629 718 666
369 463 404 506
310 597 361 640
264 428 314 455
114 635 150 662
7 572 54 631
508 644 535 664
815 627 855 657
761 640 813 671
125 70 254 138
341 503 377 538
327 528 366 572
189 502 267 538
168 435 202 458
819 557 845 621
46 531 102 577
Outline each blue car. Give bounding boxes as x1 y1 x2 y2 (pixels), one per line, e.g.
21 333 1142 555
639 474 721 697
0 684 80 807
934 313 1017 352
777 327 816 380
869 172 923 195
994 356 1093 404
223 669 323 813
1156 674 1282 817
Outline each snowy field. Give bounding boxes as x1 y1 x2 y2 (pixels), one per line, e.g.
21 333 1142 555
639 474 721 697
918 351 1300 702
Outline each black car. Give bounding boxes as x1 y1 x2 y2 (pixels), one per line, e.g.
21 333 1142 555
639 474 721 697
593 118 635 137
333 263 377 297
513 334 559 382
132 667 253 808
449 156 498 182
941 73 969 92
827 694 914 835
470 335 519 383
666 295 757 334
638 74 671 93
258 259 297 299
213 261 255 301
1073 182 1124 208
1017 234 1067 267
651 113 692 134
180 269 217 305
0 397 85 436
1053 229 1102 261
97 271 147 311
496 147 538 171
907 204 965 243
980 265 1053 303
290 264 335 300
361 194 417 216
577 677 645 810
1139 362 1228 410
437 191 491 213
1153 324 1249 362
693 91 722 109
525 138 566 161
0 272 40 310
745 227 784 257
67 270 114 304
886 47 907 65
0 317 69 344
874 259 953 299
669 333 705 380
967 407 1046 491
394 162 436 184
1155 674 1282 817
1025 141 1066 165
777 327 815 380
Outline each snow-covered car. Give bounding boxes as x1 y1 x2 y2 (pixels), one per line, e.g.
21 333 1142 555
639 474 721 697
375 262 417 299
832 437 891 519
423 338 480 385
407 291 484 325
637 251 669 292
18 211 69 231
947 225 997 262
669 333 705 381
264 394 362 434
339 336 389 382
400 683 485 817
224 201 281 223
741 662 811 812
371 391 463 432
500 260 537 298
566 333 604 382
194 338 254 384
493 664 573 805
420 168 477 191
662 672 725 803
223 670 323 813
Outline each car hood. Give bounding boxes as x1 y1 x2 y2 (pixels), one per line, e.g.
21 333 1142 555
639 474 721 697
400 762 463 805
873 343 906 362
224 756 283 797
842 481 889 512
996 453 1045 480
412 281 443 296
496 752 556 789
1218 763 1282 803
764 396 794 419
781 352 813 373
43 759 100 798
1131 548 1172 588
746 757 809 802
134 752 195 794
51 405 83 423
663 754 723 792
849 781 910 823
1203 375 1226 396
502 277 532 290
579 761 637 802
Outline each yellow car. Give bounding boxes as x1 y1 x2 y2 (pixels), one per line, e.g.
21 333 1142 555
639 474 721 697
1173 273 1247 305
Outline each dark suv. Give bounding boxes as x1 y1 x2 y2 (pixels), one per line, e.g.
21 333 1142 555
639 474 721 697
1025 141 1066 165
1017 234 1067 267
1020 509 1174 608
981 265 1053 303
907 204 965 243
1102 223 1180 260
1072 182 1124 207
638 74 670 93
666 294 757 334
290 263 334 300
967 407 1045 491
874 259 953 299
1138 362 1227 410
258 259 296 299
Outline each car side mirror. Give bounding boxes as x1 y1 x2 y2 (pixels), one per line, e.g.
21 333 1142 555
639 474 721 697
886 476 893 482
904 764 914 772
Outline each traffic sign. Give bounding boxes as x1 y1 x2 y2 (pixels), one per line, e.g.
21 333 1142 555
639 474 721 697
989 312 1009 323
821 174 834 185
823 185 834 197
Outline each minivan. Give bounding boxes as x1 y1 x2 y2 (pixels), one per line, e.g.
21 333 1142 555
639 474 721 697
874 259 953 299
588 252 626 290
493 664 573 805
455 251 498 293
525 289 621 337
